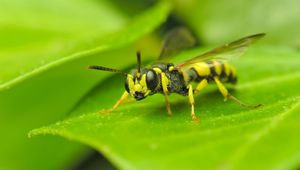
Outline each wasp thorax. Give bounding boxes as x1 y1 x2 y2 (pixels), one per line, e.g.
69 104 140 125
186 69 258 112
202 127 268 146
124 69 159 101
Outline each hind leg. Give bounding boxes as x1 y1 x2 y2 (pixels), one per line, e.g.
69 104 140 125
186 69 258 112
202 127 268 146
214 77 261 108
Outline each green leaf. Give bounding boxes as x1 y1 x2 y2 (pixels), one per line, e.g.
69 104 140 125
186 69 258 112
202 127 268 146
30 46 300 170
172 0 300 46
0 0 170 91
0 1 171 170
0 0 127 90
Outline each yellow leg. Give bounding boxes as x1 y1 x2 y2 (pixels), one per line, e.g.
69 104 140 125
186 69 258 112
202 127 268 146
214 77 261 108
102 91 129 113
164 94 172 116
194 79 208 95
188 84 199 121
161 72 172 115
214 77 229 99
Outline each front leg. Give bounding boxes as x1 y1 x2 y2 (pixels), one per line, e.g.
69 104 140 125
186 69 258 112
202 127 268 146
102 91 129 113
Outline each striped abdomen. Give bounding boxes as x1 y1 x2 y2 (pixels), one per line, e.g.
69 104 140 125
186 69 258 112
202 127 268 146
185 60 237 84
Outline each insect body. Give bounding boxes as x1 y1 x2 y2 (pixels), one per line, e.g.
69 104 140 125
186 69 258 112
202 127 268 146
89 28 264 121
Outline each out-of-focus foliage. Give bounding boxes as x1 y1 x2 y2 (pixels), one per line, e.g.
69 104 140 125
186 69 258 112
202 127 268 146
172 0 300 47
0 0 127 90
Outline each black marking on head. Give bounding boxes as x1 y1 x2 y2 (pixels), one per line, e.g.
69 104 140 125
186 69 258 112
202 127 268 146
124 78 130 93
146 69 159 91
134 91 145 101
131 68 150 81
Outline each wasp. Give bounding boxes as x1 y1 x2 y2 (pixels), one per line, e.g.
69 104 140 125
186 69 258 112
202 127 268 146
89 28 264 121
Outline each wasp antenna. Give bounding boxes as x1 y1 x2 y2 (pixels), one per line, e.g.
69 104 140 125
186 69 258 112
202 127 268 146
136 51 141 75
88 65 127 76
248 33 266 40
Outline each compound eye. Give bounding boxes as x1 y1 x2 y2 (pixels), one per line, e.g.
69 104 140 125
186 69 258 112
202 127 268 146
146 70 158 91
124 78 130 93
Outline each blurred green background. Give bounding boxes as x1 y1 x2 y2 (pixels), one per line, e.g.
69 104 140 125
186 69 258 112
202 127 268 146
0 0 299 169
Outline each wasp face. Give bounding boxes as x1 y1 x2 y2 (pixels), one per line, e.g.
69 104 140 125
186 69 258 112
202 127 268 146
125 69 159 101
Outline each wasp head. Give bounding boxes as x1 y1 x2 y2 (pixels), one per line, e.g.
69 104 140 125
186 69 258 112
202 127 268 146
89 51 160 101
125 69 159 100
123 51 160 100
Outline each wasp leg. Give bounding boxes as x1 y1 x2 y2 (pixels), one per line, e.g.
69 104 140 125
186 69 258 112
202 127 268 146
102 91 129 113
188 84 199 122
164 94 172 116
194 79 208 95
214 77 261 108
161 72 172 116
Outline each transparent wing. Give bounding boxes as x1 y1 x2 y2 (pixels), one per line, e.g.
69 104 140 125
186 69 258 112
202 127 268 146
158 27 197 61
176 33 265 69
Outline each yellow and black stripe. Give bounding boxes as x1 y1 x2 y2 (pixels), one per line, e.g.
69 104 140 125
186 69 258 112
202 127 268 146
186 60 237 84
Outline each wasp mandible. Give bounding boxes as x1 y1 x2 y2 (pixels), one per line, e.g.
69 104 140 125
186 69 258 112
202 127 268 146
89 28 264 121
